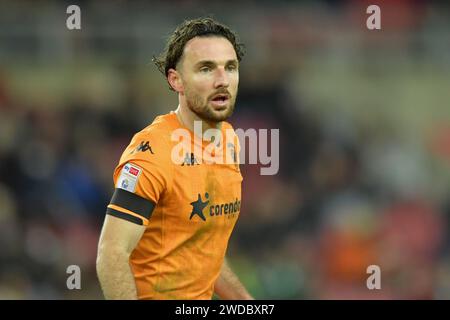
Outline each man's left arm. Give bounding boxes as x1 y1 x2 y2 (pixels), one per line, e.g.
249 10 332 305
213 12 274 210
214 258 254 300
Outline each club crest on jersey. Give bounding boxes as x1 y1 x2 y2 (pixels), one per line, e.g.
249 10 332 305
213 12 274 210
227 143 237 163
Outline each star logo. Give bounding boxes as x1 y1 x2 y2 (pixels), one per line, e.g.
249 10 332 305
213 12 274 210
189 193 209 221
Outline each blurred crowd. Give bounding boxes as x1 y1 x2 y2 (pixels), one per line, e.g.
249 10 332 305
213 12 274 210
0 0 450 299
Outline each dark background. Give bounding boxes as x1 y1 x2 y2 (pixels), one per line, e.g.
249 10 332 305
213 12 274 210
0 0 450 299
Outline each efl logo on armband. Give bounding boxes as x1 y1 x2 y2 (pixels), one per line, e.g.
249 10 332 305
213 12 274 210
128 166 139 176
116 163 142 193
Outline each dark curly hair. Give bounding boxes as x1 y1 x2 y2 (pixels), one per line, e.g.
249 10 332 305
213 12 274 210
152 17 245 90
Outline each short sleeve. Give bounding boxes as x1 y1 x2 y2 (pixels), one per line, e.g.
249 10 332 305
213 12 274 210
106 129 172 225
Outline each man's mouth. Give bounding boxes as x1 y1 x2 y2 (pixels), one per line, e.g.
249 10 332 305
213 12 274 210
210 94 230 109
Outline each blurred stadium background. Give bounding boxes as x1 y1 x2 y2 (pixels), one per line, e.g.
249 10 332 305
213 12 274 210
0 0 450 299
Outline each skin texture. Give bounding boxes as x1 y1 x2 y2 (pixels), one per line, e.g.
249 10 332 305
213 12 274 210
96 215 145 299
214 258 253 300
97 36 253 300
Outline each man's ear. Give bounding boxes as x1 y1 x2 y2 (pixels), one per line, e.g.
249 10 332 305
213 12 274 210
167 68 183 92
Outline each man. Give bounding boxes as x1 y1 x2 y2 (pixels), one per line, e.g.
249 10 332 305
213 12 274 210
96 17 253 300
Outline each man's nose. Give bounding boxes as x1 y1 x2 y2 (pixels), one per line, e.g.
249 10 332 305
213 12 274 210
214 68 229 88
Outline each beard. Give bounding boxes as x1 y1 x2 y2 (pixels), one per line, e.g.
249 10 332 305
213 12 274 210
184 87 236 123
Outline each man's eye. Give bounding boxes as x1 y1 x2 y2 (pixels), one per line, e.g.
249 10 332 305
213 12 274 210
227 65 238 71
200 67 211 72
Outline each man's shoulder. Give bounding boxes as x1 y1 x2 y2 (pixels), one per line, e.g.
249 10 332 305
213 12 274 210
130 112 179 146
138 112 177 138
122 112 177 161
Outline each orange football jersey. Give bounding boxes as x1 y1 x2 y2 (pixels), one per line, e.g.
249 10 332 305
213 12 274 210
106 111 242 299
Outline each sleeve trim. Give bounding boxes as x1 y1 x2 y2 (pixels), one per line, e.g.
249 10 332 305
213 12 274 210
107 204 149 226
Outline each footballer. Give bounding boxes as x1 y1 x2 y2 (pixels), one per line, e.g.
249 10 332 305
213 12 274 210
96 17 253 300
